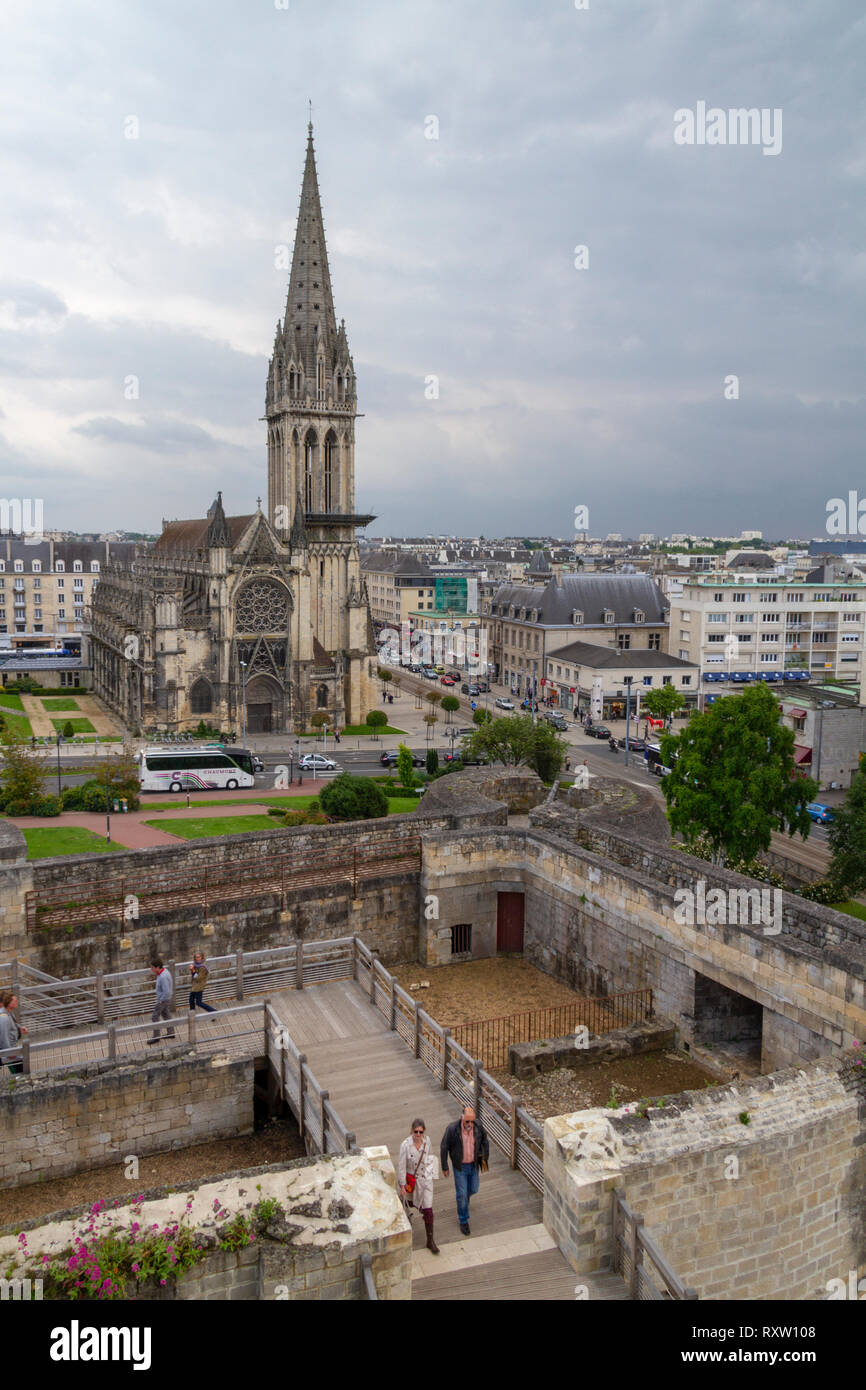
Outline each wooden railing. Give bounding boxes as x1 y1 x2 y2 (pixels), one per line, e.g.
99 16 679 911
352 939 545 1192
451 989 655 1071
24 833 423 932
264 1001 355 1157
5 939 357 1036
612 1192 698 1300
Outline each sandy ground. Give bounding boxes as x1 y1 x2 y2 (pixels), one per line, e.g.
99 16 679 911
390 956 593 1027
493 1052 720 1122
0 1116 305 1229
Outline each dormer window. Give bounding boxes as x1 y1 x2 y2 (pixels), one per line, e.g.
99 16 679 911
91 561 100 573
603 609 615 624
14 561 23 572
56 560 64 572
633 609 644 624
32 560 41 572
531 609 538 623
73 561 82 573
572 610 583 625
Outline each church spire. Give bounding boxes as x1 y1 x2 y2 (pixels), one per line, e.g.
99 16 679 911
283 122 341 383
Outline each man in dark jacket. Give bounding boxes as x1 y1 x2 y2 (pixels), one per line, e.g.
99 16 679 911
440 1105 489 1236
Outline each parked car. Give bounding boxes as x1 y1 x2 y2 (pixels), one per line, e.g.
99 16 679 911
495 697 515 710
448 669 462 679
440 675 457 686
298 754 337 771
544 713 568 731
584 723 612 739
806 802 835 824
379 749 426 768
421 667 438 680
460 682 481 695
476 680 490 692
616 735 646 752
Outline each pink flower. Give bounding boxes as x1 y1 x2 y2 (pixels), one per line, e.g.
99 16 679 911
159 1278 166 1286
131 1263 140 1273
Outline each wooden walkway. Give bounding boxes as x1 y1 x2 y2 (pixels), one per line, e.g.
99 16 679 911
269 980 629 1302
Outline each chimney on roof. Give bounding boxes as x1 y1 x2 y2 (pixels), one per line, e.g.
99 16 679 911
555 569 562 588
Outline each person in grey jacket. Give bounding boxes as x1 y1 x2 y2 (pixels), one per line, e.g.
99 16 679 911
147 960 175 1043
0 991 26 1073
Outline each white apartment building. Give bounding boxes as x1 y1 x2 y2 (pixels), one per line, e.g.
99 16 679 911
670 571 866 704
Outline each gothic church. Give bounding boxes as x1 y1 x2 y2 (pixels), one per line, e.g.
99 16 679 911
91 125 378 735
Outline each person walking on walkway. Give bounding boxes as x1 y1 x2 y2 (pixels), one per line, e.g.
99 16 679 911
148 959 175 1043
440 1104 489 1236
0 990 26 1074
188 952 215 1013
397 1117 440 1255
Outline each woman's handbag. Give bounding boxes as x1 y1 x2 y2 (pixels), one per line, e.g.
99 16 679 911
404 1139 426 1196
404 1173 417 1194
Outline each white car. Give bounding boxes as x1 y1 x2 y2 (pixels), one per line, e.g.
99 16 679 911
298 754 338 771
495 697 514 710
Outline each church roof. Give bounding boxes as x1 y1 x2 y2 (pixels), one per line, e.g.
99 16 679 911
155 512 254 553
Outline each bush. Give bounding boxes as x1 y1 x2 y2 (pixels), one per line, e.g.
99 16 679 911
83 785 108 812
319 772 389 822
4 799 32 817
31 794 62 817
426 749 439 776
365 710 388 730
61 786 86 810
62 720 75 739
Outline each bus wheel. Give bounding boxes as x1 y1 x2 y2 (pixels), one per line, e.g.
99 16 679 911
226 779 238 789
170 781 182 792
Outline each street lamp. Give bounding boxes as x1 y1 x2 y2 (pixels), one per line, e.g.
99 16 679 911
296 735 302 786
623 677 634 766
55 732 63 798
239 661 247 750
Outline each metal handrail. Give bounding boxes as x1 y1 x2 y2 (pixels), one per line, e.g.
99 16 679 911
361 1253 378 1300
612 1191 698 1301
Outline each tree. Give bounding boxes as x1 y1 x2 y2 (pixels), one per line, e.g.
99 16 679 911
472 707 492 726
62 720 75 739
424 690 442 709
319 772 388 821
397 743 414 790
86 748 142 811
426 748 439 776
441 695 459 724
643 685 685 728
310 711 330 729
659 683 817 865
424 713 438 743
365 709 388 730
464 714 565 780
826 770 866 897
379 669 392 692
0 732 47 810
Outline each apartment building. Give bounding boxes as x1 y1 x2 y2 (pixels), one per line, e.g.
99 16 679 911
542 643 699 717
0 537 135 652
360 551 436 628
670 568 866 704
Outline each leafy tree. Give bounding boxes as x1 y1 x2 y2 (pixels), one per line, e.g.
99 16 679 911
423 713 438 742
0 732 47 810
62 720 75 739
397 743 414 790
426 749 439 775
642 685 685 728
424 690 442 709
310 711 330 729
86 749 141 811
319 772 388 821
365 709 388 729
464 714 565 780
658 683 817 865
472 707 492 726
826 770 866 897
379 669 392 691
441 695 459 723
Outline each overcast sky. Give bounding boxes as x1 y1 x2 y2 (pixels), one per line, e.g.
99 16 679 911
1 0 864 541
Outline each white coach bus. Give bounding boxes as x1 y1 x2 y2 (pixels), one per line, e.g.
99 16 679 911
136 745 256 793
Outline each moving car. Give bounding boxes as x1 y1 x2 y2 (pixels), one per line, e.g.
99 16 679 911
544 713 568 731
805 802 835 824
616 735 646 751
584 723 612 739
380 750 426 768
495 697 515 710
298 754 337 771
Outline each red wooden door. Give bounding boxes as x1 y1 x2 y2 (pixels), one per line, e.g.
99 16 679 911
496 892 525 952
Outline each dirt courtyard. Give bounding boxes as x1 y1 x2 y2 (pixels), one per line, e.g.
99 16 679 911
390 955 586 1027
492 1051 720 1123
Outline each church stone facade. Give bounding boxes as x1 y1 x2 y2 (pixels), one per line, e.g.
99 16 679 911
91 126 378 736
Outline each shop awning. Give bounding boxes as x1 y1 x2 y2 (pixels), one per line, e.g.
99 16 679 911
793 745 812 764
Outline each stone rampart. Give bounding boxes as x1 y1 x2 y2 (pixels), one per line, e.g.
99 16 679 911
0 1050 253 1190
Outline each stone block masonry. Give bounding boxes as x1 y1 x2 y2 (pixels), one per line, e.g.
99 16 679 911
0 1050 253 1190
0 1150 411 1302
543 1058 866 1300
509 1018 676 1079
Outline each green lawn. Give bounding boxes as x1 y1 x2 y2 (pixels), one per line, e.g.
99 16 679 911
22 826 126 858
51 718 96 734
149 800 421 839
0 712 33 738
0 693 26 711
832 900 866 922
145 794 323 812
341 725 407 736
42 698 81 711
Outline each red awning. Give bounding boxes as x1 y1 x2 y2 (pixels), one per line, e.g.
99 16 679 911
788 708 807 719
793 745 812 764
